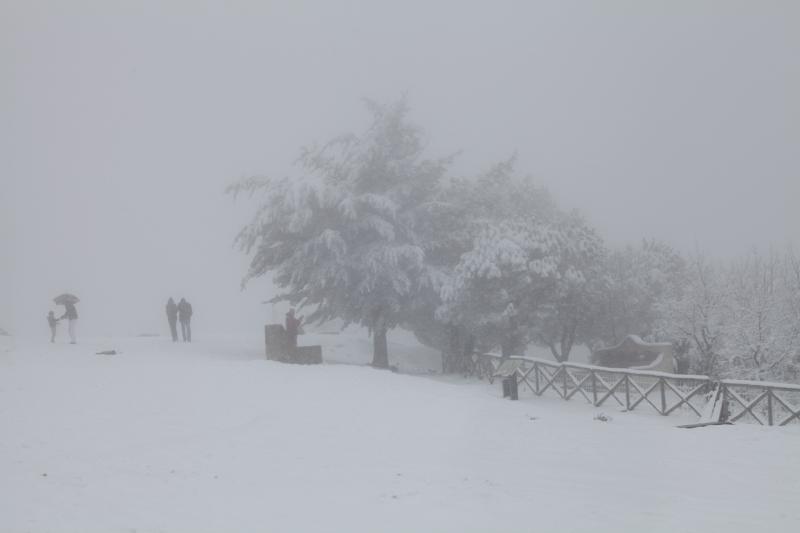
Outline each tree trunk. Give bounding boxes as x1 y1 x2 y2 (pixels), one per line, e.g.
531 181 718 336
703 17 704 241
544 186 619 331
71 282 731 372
372 325 389 368
559 322 577 362
548 343 564 363
442 324 459 373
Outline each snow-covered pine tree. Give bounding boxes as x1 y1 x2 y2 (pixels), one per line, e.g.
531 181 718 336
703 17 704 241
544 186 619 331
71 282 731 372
228 99 452 368
438 218 563 357
406 157 559 364
532 213 606 362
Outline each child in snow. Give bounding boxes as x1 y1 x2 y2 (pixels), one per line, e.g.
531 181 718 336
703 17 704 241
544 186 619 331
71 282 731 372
47 311 59 343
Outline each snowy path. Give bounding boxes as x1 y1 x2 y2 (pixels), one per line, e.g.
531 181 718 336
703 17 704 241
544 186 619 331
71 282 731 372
1 336 799 532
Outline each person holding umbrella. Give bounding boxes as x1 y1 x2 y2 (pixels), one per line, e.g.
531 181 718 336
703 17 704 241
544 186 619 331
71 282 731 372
54 293 79 344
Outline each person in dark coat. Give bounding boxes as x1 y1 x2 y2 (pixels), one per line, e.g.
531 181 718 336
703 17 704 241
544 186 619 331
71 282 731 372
285 308 303 352
47 311 59 343
166 298 179 342
59 301 78 344
177 298 193 342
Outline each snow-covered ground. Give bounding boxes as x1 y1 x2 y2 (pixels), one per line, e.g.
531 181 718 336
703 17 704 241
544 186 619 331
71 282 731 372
1 333 799 532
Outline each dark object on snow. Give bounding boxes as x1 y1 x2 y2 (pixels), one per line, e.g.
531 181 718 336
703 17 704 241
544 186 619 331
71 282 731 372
494 359 523 401
265 324 289 361
166 298 179 342
53 293 80 305
177 298 193 342
0 327 9 336
502 376 518 400
264 324 322 364
678 420 733 429
96 350 117 355
293 345 323 364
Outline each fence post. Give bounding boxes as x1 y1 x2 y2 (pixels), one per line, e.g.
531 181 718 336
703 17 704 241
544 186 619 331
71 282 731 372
721 384 730 422
562 366 568 399
659 378 667 415
625 375 631 411
534 362 540 395
767 389 774 426
591 370 598 406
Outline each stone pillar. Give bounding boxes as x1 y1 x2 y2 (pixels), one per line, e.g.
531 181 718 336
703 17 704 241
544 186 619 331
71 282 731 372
265 324 289 361
293 345 323 364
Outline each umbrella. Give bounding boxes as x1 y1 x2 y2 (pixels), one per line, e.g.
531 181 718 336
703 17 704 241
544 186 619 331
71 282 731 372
53 293 80 305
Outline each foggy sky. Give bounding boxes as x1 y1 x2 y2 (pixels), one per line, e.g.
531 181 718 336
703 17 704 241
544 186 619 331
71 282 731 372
2 1 798 338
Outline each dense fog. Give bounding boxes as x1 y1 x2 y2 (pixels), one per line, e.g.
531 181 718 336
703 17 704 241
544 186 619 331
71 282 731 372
2 1 798 339
2 4 800 531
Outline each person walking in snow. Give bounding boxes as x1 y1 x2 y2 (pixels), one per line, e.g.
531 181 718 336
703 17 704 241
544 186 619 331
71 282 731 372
59 301 79 344
166 297 179 342
285 308 303 353
47 310 60 343
177 298 193 342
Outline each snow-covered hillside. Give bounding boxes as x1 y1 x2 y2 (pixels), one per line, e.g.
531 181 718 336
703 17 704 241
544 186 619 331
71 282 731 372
1 335 799 532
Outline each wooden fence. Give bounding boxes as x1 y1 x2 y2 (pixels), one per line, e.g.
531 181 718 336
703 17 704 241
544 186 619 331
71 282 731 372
478 353 800 426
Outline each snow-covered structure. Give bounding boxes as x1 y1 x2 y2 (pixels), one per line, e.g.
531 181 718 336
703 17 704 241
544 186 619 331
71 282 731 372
590 335 675 373
265 324 322 364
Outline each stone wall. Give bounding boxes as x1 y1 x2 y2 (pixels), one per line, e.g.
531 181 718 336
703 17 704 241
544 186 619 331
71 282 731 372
264 323 322 365
265 324 289 361
293 345 323 364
